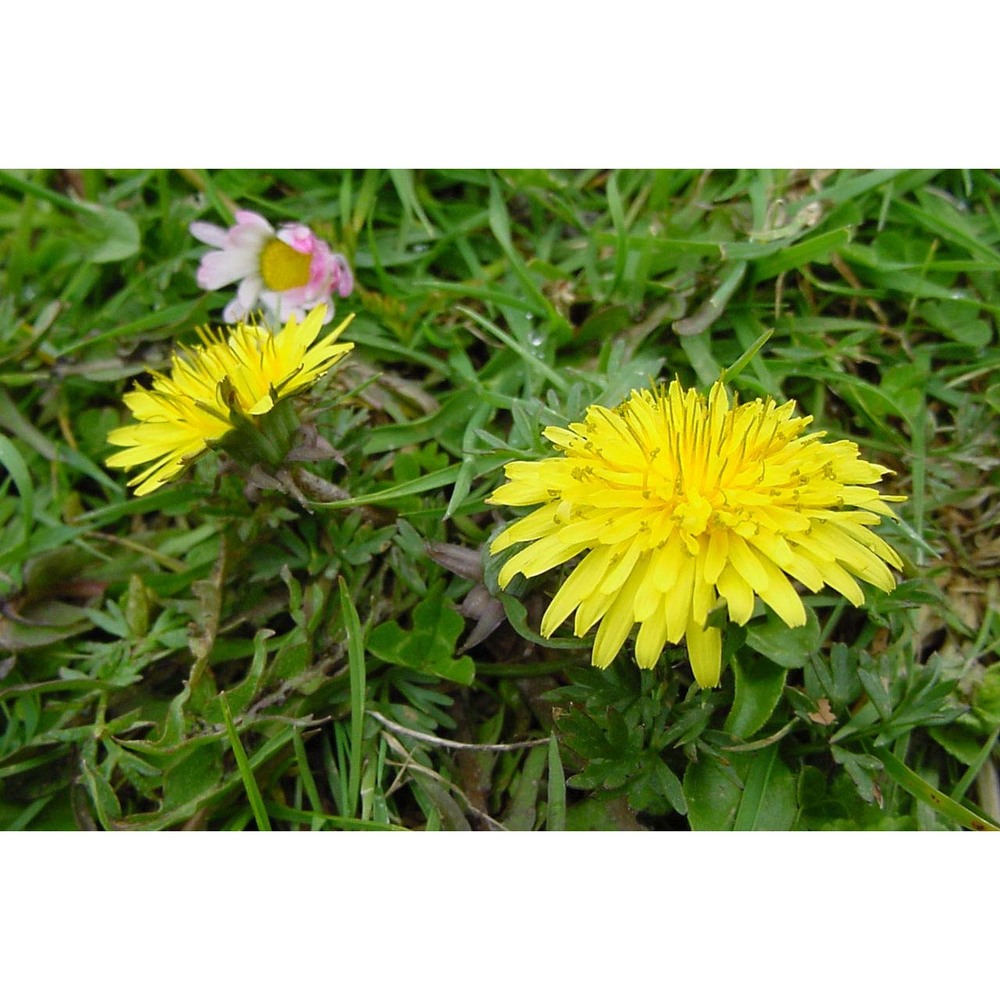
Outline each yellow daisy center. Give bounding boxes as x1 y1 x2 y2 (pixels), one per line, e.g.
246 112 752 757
259 238 312 291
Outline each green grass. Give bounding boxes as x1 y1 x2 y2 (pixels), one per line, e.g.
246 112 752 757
1 168 999 830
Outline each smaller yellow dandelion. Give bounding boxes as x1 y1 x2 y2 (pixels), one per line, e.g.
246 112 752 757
487 378 907 688
106 305 354 496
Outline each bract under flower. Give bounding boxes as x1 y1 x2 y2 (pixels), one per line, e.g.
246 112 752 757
488 378 907 687
106 306 354 496
190 210 353 324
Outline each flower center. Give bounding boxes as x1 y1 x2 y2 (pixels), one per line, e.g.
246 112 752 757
675 491 713 535
260 239 312 291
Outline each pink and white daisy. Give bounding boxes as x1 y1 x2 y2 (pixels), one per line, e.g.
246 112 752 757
190 210 353 325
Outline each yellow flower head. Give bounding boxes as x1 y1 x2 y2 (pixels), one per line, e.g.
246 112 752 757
106 306 354 496
488 378 906 688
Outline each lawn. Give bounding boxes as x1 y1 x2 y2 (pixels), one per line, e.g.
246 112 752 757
1 168 998 831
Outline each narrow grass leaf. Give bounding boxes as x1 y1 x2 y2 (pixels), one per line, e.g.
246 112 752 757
504 744 547 831
0 390 122 492
0 432 33 565
457 305 569 392
606 171 628 297
722 320 775 388
546 734 566 831
872 746 999 832
951 726 1000 802
219 692 272 832
752 227 852 281
894 196 1000 266
674 261 747 336
487 181 567 329
309 464 462 509
388 169 436 237
8 795 53 831
265 801 404 831
291 728 326 831
338 577 366 819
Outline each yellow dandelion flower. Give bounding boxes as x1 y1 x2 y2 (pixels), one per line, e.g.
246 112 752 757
106 306 354 496
488 378 906 688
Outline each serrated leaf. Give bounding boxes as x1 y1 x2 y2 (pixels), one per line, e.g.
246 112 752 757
368 581 475 685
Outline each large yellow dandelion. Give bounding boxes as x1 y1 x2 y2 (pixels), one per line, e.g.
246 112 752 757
106 305 354 496
488 378 906 688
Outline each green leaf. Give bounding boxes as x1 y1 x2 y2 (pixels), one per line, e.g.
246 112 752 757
930 719 989 768
830 745 883 804
732 744 797 830
496 592 588 650
220 692 271 831
504 744 547 831
337 577 367 819
725 656 787 740
309 463 462 509
0 432 33 567
0 599 94 651
651 758 687 815
745 606 821 669
388 169 436 237
752 226 852 280
920 300 993 348
872 746 1000 832
79 744 122 829
546 735 566 831
219 628 273 717
857 663 894 720
684 746 797 831
973 665 1000 728
161 743 224 811
78 203 141 262
487 180 567 331
683 754 742 830
368 581 475 685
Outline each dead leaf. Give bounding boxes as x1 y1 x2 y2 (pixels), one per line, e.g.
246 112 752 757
808 698 837 726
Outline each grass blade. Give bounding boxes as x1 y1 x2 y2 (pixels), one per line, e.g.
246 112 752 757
219 692 272 832
309 464 462 510
291 728 325 831
546 735 566 831
338 577 366 819
872 746 999 832
0 431 34 566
